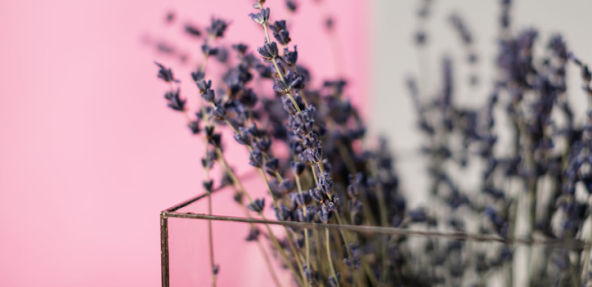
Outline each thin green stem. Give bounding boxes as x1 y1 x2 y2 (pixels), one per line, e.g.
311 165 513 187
200 89 217 287
335 212 377 287
230 185 284 287
516 102 537 279
326 228 340 287
209 104 307 284
257 158 305 283
205 146 216 287
296 175 311 273
369 159 390 284
581 214 592 280
312 227 323 270
256 238 284 287
215 148 304 287
508 184 517 287
311 166 319 184
261 22 302 113
336 141 357 175
259 167 308 287
207 188 216 287
317 162 327 180
334 213 352 258
262 24 272 45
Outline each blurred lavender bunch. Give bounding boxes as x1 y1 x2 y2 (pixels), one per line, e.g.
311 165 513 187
153 0 592 286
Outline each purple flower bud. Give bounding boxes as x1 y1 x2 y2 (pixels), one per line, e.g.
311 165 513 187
309 188 324 203
249 150 263 168
247 198 265 213
408 207 427 223
583 65 591 82
343 256 361 269
201 157 213 169
165 11 175 24
215 47 229 63
201 43 219 56
289 140 304 155
211 106 226 120
282 95 299 114
234 133 249 145
221 171 234 187
290 161 305 176
201 89 216 103
285 71 305 90
325 17 333 31
206 17 228 38
239 88 258 108
449 14 473 45
184 24 201 37
274 204 292 221
318 173 333 194
318 207 331 223
293 236 304 249
208 133 222 147
254 138 271 152
264 158 280 175
273 78 290 94
269 20 291 45
323 79 347 95
204 126 215 137
255 63 274 79
249 8 270 25
164 89 186 112
291 112 315 135
233 192 243 204
191 70 205 82
303 264 313 283
245 227 260 241
282 46 298 66
257 42 278 61
289 192 311 208
286 0 297 12
196 80 212 94
232 43 249 55
349 199 363 216
202 180 214 192
155 62 175 83
347 173 364 197
269 179 292 199
187 120 200 135
300 143 323 165
328 273 341 287
415 30 427 45
296 206 315 222
547 34 568 60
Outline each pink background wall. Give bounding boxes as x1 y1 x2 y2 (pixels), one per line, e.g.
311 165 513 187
0 0 368 286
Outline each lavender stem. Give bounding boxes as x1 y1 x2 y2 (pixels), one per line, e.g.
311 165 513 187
325 228 340 287
295 175 311 275
215 148 306 287
258 165 309 286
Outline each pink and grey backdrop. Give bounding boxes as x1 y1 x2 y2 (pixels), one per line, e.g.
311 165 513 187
4 0 592 286
0 0 368 286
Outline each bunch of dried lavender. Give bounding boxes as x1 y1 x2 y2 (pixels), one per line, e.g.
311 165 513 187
153 0 592 286
407 0 592 286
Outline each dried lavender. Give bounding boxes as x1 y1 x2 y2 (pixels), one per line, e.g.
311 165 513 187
152 1 592 286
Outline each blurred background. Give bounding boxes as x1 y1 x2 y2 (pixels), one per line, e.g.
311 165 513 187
372 0 592 207
1 0 591 286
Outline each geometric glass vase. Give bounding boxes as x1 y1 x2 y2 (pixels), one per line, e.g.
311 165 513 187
160 174 589 287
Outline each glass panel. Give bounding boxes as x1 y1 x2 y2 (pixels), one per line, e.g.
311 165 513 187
162 175 589 287
166 175 293 287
